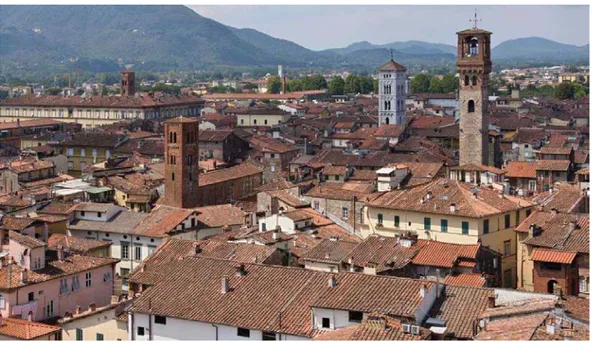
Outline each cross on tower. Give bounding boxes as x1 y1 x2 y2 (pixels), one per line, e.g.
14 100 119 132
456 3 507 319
470 9 481 29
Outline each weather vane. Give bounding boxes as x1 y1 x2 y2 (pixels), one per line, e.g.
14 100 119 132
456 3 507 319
470 9 481 29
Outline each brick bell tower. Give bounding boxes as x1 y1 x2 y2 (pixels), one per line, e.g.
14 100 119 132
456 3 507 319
457 17 492 166
120 70 136 96
163 117 200 208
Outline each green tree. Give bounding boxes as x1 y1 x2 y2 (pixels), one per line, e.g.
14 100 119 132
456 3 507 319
344 75 360 94
428 77 444 93
410 74 430 93
311 74 327 90
287 79 303 92
373 78 378 94
267 76 282 94
358 76 374 94
554 82 576 100
328 76 345 95
441 74 458 93
45 87 62 95
0 90 9 101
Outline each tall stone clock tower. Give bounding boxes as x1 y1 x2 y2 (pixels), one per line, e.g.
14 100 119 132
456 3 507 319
457 23 492 166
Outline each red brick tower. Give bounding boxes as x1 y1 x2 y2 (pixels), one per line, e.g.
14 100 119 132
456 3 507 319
457 22 492 166
120 70 136 96
163 117 200 208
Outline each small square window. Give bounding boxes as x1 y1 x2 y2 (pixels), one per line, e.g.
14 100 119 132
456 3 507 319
155 315 167 325
322 317 330 329
137 327 145 336
348 311 363 323
237 328 250 337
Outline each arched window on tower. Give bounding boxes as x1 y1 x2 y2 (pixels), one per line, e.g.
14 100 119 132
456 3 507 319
169 132 173 143
173 132 177 143
464 75 470 86
469 37 479 55
468 100 475 113
385 117 390 125
472 75 478 86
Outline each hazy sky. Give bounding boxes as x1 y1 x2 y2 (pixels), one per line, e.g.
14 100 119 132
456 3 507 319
190 5 589 50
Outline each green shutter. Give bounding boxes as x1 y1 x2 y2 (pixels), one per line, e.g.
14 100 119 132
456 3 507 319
394 216 400 228
483 220 489 234
462 221 469 235
441 219 448 232
424 217 431 230
76 329 83 341
378 214 383 224
97 333 104 341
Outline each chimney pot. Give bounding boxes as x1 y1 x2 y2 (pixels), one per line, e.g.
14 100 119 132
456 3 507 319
57 245 64 261
89 303 96 312
328 275 337 288
235 264 246 277
27 311 33 322
221 277 230 294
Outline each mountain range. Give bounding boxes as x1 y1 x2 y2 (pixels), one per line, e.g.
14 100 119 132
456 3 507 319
0 5 588 75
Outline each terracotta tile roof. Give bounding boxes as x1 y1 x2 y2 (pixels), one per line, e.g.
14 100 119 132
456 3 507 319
47 233 111 254
196 204 246 228
412 241 480 268
8 159 54 174
576 168 589 175
504 161 537 178
19 174 74 189
0 118 63 131
479 298 557 320
322 165 348 175
349 170 378 181
128 238 277 286
574 150 588 164
532 184 586 213
330 127 378 141
428 286 493 339
0 254 118 290
310 224 362 244
283 210 313 222
475 312 548 340
73 202 119 213
8 231 46 249
344 235 424 271
134 205 195 238
267 189 309 208
536 160 571 171
68 210 147 235
410 115 455 129
516 211 589 253
314 314 429 340
379 59 407 72
199 162 261 187
451 163 506 175
302 239 359 264
0 317 61 340
249 135 299 153
369 179 534 218
199 130 233 142
563 295 589 324
114 138 165 156
0 216 38 231
539 146 572 155
204 91 326 101
443 273 487 287
235 229 292 245
531 248 577 264
255 179 294 192
373 124 405 138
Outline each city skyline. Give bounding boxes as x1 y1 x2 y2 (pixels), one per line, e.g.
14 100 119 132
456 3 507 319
191 5 590 50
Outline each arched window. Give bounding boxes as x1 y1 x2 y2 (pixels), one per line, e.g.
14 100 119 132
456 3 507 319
169 132 173 143
468 100 475 113
173 132 177 143
547 280 558 294
472 75 478 86
171 172 175 181
385 117 390 125
470 37 479 55
464 75 470 86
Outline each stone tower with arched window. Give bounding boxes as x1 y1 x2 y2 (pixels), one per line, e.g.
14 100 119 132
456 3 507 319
378 59 407 126
163 116 200 208
457 27 492 165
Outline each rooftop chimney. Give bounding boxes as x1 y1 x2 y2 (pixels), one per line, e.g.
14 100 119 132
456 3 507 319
57 245 64 261
528 224 542 238
75 305 81 315
551 208 558 215
328 275 337 288
272 229 279 241
419 284 427 298
449 203 456 213
221 277 230 294
27 311 33 322
89 303 96 312
20 269 28 284
487 293 496 308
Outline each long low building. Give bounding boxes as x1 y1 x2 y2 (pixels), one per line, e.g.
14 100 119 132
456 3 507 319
0 72 204 129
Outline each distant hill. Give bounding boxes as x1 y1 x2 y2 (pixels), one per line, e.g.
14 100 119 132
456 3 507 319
491 37 589 61
0 5 588 76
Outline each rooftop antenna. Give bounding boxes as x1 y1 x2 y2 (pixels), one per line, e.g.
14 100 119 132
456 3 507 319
470 9 482 29
390 48 394 61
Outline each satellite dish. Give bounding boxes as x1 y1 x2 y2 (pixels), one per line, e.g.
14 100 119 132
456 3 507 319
125 64 135 70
